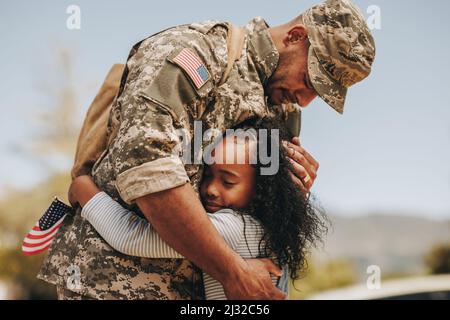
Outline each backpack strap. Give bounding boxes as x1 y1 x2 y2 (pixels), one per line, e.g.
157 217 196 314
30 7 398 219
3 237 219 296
219 24 246 86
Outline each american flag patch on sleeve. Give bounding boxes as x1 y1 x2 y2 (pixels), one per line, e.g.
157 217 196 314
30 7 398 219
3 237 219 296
22 198 72 255
172 48 211 89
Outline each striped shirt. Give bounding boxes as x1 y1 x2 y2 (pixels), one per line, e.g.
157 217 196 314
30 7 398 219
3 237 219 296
82 192 289 300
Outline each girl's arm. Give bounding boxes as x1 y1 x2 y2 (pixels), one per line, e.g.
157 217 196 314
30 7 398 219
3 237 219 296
70 176 245 258
83 192 244 258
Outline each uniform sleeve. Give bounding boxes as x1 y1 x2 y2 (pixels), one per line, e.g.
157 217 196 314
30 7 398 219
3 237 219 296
113 95 191 204
112 25 229 204
81 192 245 258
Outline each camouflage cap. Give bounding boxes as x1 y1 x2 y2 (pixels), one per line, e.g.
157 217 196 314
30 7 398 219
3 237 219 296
303 0 376 114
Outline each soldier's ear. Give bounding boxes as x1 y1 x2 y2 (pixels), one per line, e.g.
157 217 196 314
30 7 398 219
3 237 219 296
283 25 308 47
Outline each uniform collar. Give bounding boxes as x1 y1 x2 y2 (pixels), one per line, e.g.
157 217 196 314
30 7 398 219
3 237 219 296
246 17 280 85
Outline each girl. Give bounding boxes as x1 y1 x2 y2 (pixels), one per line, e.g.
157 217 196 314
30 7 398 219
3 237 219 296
69 116 327 299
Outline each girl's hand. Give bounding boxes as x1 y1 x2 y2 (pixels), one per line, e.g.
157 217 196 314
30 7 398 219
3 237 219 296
68 175 101 208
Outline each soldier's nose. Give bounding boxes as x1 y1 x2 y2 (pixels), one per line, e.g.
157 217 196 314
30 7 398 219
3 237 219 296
296 91 317 107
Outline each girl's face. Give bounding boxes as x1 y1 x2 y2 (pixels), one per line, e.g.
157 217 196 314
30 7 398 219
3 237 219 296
200 136 257 213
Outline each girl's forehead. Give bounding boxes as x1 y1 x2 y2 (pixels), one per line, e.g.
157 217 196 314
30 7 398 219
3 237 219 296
212 135 258 165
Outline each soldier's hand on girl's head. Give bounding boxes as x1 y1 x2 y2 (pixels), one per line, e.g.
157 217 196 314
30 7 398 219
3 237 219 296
282 137 319 193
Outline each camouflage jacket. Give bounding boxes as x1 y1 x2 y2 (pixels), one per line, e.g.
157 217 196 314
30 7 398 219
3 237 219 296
38 17 293 300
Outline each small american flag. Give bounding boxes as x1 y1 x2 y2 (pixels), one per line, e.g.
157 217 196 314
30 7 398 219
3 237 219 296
172 48 210 89
22 198 72 255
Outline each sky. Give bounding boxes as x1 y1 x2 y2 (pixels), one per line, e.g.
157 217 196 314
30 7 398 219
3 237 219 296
0 0 449 218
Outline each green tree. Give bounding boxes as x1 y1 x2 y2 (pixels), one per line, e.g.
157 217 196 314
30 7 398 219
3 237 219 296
424 243 450 275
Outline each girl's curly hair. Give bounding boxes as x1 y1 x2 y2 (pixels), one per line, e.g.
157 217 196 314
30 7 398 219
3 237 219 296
229 115 329 280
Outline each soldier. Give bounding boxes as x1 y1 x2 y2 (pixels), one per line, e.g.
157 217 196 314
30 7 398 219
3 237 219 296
38 0 375 300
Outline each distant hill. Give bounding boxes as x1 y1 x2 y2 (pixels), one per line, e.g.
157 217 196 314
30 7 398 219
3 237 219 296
313 213 450 278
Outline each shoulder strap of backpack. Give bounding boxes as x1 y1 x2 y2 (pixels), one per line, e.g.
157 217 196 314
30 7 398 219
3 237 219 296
219 24 246 86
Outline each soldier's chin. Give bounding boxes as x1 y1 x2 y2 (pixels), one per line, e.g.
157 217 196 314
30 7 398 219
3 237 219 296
267 92 282 105
267 84 287 105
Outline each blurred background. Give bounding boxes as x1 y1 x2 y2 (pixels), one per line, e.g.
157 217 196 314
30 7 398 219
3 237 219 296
0 0 449 299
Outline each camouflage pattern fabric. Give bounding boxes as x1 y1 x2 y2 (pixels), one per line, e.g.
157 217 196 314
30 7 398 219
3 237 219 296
37 17 283 300
304 0 376 114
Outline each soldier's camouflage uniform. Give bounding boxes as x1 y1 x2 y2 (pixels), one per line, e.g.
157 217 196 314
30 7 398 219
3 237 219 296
37 17 288 300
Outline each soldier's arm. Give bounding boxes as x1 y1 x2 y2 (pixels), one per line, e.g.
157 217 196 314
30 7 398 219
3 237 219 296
70 175 244 258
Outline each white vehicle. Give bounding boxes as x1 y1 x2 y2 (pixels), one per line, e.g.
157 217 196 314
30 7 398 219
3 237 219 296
308 275 450 300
